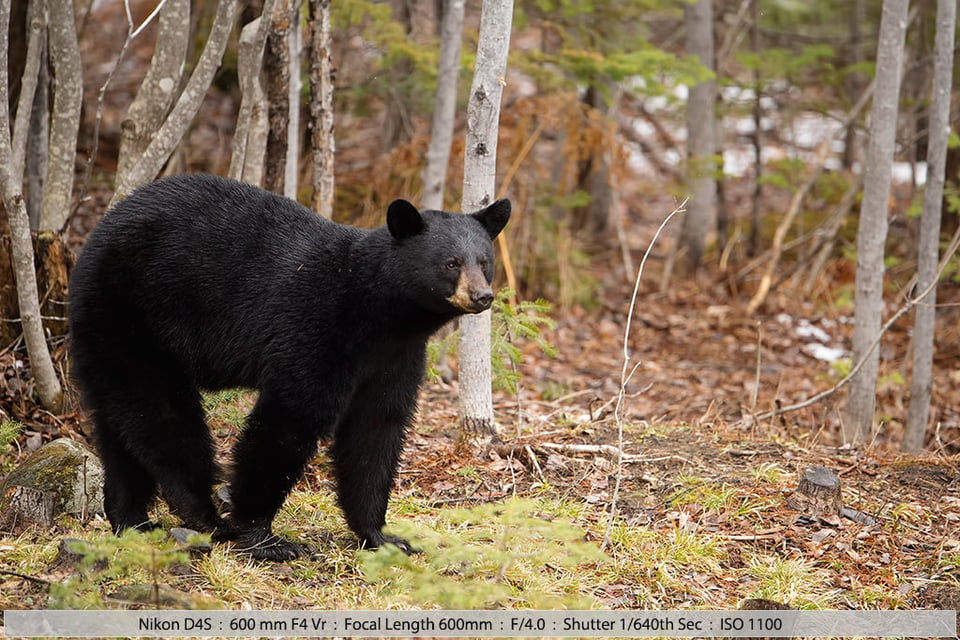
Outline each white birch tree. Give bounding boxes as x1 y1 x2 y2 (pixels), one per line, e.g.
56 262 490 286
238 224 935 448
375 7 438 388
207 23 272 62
458 0 513 449
678 0 715 272
904 0 955 452
309 0 334 217
111 0 238 206
39 0 82 232
842 0 909 443
421 0 465 212
117 0 190 180
0 0 63 411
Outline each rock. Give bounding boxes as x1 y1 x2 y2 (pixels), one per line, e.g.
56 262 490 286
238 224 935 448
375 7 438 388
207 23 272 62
0 438 104 521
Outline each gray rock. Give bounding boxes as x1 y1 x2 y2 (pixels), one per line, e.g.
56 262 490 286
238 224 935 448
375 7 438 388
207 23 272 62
0 438 104 519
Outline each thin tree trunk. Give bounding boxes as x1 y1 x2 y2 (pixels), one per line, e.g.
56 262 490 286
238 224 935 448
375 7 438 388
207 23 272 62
308 0 334 217
284 3 302 200
264 0 293 194
231 14 267 184
111 0 238 206
0 0 63 411
230 0 275 186
459 0 513 451
421 0 465 212
904 0 955 452
678 0 716 273
117 0 190 180
39 0 82 232
842 0 865 169
26 62 47 231
13 0 47 230
843 0 909 444
749 0 761 257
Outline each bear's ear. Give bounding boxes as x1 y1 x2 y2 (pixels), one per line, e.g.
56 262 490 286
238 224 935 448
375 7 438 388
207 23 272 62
471 199 511 240
387 199 426 240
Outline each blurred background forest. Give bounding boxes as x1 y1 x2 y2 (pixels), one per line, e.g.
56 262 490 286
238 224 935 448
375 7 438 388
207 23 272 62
1 0 959 453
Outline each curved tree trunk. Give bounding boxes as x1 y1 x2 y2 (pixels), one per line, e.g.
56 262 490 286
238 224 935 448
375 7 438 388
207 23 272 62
111 0 238 206
117 0 190 180
0 0 63 411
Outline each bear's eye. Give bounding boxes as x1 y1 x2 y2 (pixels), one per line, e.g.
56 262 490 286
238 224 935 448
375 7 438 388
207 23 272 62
478 257 489 270
444 258 461 271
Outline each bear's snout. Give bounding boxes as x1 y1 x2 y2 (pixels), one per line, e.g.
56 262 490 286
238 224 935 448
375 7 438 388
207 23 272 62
447 268 494 313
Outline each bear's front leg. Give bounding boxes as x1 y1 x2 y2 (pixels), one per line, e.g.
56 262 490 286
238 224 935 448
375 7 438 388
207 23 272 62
226 393 321 561
331 379 419 555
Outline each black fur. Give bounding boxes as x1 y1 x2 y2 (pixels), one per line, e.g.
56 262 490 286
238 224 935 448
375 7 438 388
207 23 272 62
68 174 510 560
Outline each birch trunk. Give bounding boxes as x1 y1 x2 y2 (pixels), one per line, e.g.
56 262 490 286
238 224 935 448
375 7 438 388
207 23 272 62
117 0 190 179
40 0 82 232
458 0 512 449
678 0 716 273
284 4 302 200
308 0 334 217
0 0 63 411
904 0 955 452
230 0 275 185
111 0 238 206
421 0 465 212
843 0 908 444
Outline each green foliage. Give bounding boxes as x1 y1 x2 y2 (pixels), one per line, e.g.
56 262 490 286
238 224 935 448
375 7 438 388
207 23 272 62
359 498 606 608
427 288 557 394
513 0 709 97
330 0 439 113
491 288 557 394
49 529 210 608
0 418 23 450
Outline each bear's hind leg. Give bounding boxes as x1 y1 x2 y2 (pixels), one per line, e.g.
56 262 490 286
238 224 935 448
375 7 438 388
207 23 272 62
93 418 159 532
90 365 225 535
135 385 227 535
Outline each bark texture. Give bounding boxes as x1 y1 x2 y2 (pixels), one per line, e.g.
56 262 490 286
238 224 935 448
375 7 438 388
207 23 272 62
904 0 955 452
0 0 63 411
111 0 238 206
117 0 190 179
40 0 82 232
843 0 908 444
421 0 465 212
458 0 513 448
308 0 334 217
678 0 716 272
263 0 293 194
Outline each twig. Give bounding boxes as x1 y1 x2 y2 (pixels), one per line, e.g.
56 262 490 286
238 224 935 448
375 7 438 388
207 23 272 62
0 569 54 585
601 198 686 552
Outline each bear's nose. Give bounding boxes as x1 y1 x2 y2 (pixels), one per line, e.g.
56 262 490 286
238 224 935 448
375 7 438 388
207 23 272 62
472 290 494 309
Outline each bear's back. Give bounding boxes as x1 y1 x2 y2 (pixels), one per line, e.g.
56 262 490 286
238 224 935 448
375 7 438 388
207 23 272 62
70 175 366 389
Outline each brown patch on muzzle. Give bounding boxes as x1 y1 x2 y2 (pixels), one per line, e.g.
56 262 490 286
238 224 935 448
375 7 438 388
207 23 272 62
447 268 493 313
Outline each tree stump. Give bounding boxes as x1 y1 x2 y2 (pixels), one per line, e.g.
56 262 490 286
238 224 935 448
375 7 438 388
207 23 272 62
0 485 55 531
0 230 74 346
786 465 843 517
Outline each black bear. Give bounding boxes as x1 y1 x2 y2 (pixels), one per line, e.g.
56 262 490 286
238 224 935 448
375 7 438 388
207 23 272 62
68 174 510 560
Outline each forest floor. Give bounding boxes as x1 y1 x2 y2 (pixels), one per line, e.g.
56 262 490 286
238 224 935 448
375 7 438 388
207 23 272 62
2 240 960 622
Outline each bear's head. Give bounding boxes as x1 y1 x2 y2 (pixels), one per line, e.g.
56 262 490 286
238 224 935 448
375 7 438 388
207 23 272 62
386 198 511 317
